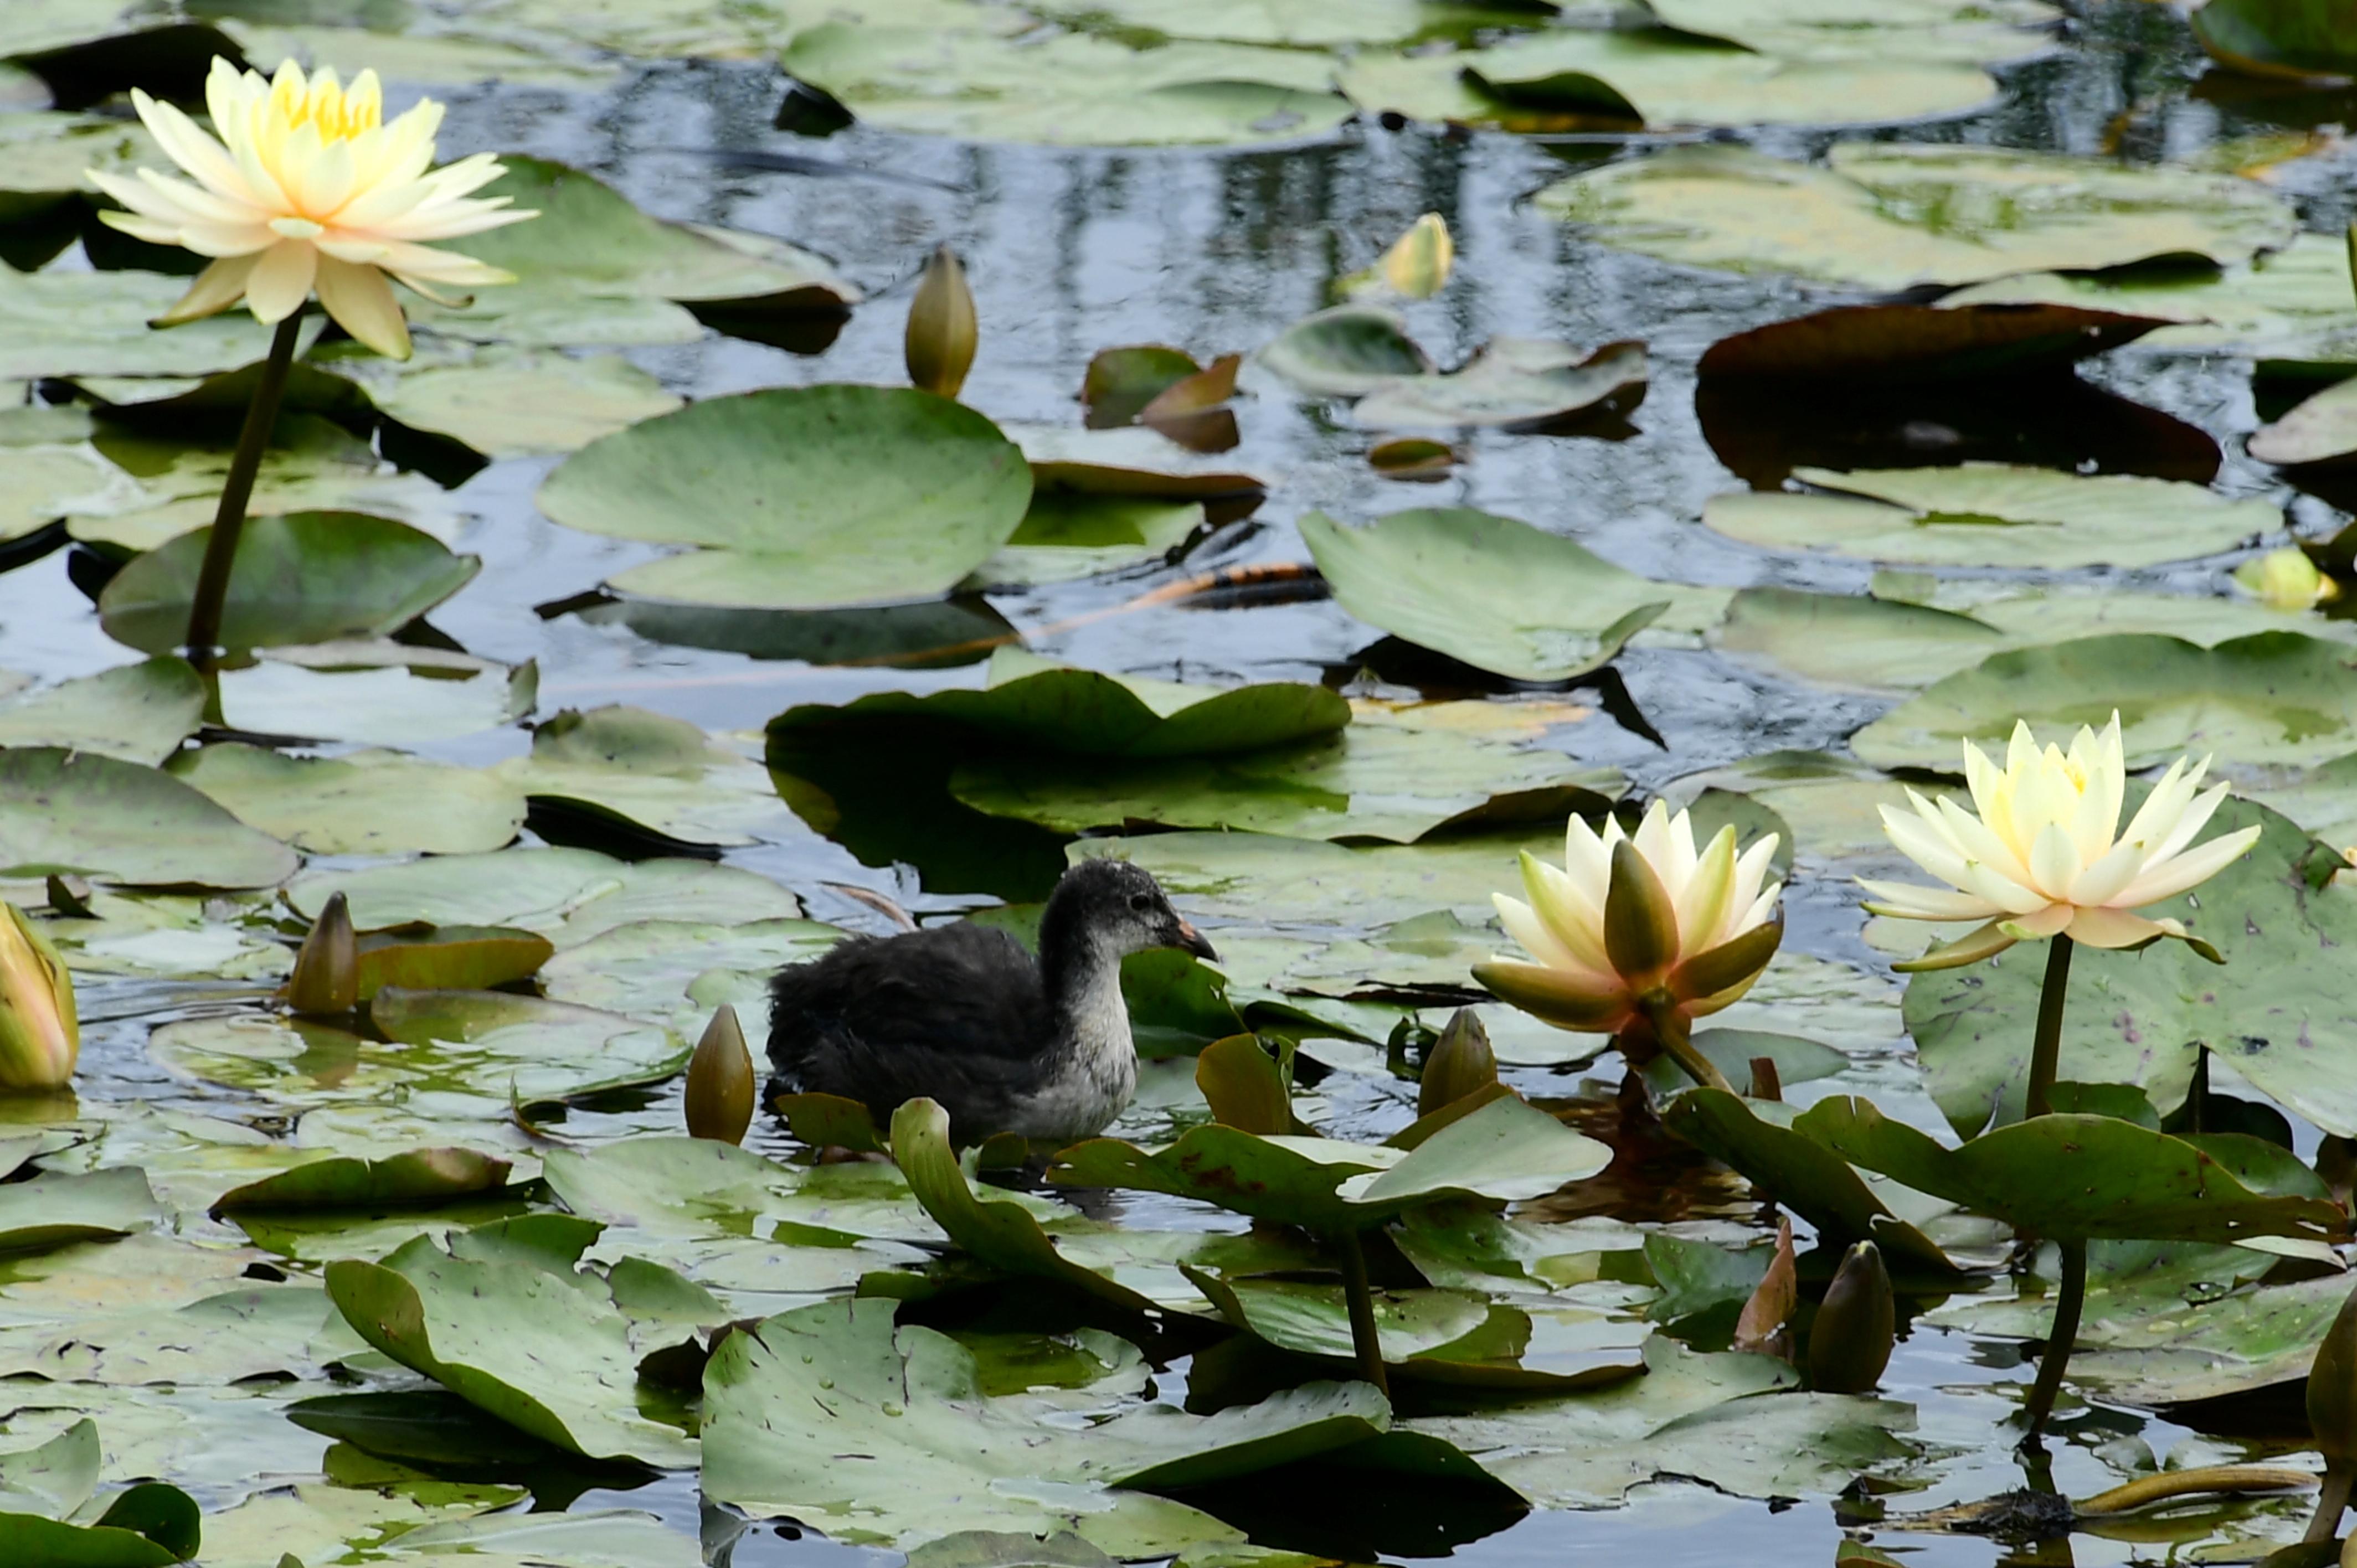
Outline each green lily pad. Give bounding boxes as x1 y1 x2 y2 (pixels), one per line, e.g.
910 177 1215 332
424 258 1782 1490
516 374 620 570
1255 306 1435 397
1403 1335 1912 1507
778 24 1353 147
1301 508 1713 682
289 845 801 946
0 1168 163 1255
0 1417 96 1517
963 494 1208 590
0 1282 368 1385
164 744 527 857
1851 632 2357 771
1704 464 2276 570
353 926 555 1000
2192 0 2357 80
891 1098 1159 1311
212 1149 514 1214
1089 827 1548 937
212 643 537 747
1794 1096 2344 1244
0 747 298 889
538 1132 949 1246
1903 795 2357 1139
951 708 1619 843
539 385 1033 610
1696 302 2168 383
0 657 203 765
150 991 689 1111
416 156 857 348
0 407 142 546
537 917 842 1031
1535 142 2297 290
325 1225 698 1467
1349 340 1648 431
1010 423 1267 500
346 349 683 459
701 1297 1398 1550
0 265 320 380
2 1486 201 1567
489 705 795 848
97 512 480 656
2250 374 2357 468
1661 1090 1963 1279
1645 0 2060 64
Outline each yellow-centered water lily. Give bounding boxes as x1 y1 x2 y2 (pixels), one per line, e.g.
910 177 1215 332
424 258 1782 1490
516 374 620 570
1862 713 2261 971
0 902 78 1092
86 56 535 360
1474 800 1784 1041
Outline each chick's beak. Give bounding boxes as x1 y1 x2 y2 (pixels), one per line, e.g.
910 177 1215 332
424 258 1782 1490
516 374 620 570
1174 917 1218 961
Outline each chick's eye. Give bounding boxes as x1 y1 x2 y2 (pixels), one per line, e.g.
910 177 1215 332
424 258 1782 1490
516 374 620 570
1129 894 1153 912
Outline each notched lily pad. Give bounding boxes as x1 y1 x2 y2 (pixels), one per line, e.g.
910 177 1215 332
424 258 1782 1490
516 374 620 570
0 657 203 765
0 747 299 889
211 1148 514 1215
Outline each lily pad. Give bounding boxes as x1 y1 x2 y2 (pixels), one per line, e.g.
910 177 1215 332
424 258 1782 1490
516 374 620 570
212 643 537 747
0 265 320 380
2250 375 2357 468
289 845 801 946
353 926 555 1000
1696 302 2168 383
1851 632 2357 771
0 657 203 765
1902 794 2357 1139
165 744 527 857
325 1225 699 1466
1535 142 2297 290
701 1296 1402 1550
964 494 1208 590
539 385 1033 610
97 512 480 656
1703 465 2276 570
0 747 298 889
778 24 1353 147
1011 424 1267 500
419 156 858 347
1256 306 1434 397
1301 508 1715 682
1350 341 1647 431
0 1282 368 1385
0 1168 163 1255
951 711 1619 843
1794 1096 2344 1244
212 1149 515 1214
490 705 795 848
0 1418 96 1517
349 349 683 458
2192 0 2357 81
537 917 842 1033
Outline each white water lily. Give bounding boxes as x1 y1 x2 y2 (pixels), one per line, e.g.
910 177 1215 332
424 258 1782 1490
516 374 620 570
1475 800 1783 1039
1862 713 2261 970
86 56 534 360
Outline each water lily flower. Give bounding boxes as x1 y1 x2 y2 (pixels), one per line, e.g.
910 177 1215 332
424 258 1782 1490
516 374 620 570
1862 714 2261 970
0 902 78 1092
1475 801 1783 1065
86 56 535 360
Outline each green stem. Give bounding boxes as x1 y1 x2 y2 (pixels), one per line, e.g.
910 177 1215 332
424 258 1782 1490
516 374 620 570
2024 934 2075 1120
2188 1044 2209 1136
1336 1229 1390 1398
2020 1237 2086 1442
183 311 304 665
1639 993 1733 1094
2304 1467 2352 1545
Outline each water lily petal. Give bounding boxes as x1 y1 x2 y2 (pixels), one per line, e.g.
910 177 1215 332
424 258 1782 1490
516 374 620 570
1856 878 2004 921
2111 822 2261 907
2068 835 2148 909
315 255 410 359
1676 824 1738 948
1471 959 1631 1033
1892 919 2016 972
2028 821 2083 901
244 238 318 322
153 253 258 325
2064 905 2169 949
1998 902 2072 940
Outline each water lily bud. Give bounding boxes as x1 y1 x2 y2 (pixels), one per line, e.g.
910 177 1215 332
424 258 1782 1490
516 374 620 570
1419 1008 1499 1116
2236 547 2338 612
1808 1240 1896 1394
2310 1275 2357 1471
0 901 77 1092
286 892 358 1017
686 1004 755 1145
1379 213 1454 299
905 244 977 399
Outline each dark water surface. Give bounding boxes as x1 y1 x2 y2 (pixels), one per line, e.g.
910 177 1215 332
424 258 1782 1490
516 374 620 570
16 3 2357 1562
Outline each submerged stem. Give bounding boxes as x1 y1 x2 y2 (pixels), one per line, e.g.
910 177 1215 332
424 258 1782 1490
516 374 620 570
2304 1467 2353 1545
2024 935 2075 1120
1638 994 1733 1094
2020 1237 2087 1442
183 311 305 666
1336 1229 1390 1399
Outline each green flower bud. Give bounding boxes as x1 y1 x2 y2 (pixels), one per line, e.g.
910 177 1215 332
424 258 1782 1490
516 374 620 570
285 891 358 1017
1418 1007 1497 1117
905 244 977 399
1808 1240 1896 1394
686 1004 755 1145
0 901 77 1092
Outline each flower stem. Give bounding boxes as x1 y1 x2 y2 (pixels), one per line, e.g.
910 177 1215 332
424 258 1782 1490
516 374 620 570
2020 1237 2086 1442
1639 994 1734 1094
2023 934 2075 1121
2303 1466 2351 1544
1336 1229 1390 1398
183 311 304 666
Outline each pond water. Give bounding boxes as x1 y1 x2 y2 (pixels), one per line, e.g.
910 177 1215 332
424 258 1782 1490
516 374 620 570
9 1 2357 1565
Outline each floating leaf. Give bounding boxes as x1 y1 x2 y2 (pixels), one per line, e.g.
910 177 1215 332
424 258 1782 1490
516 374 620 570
0 748 298 889
1351 340 1646 431
964 494 1207 590
489 705 794 848
0 1168 163 1256
0 265 317 380
1696 302 2167 383
1851 632 2357 771
1704 464 2275 570
1300 508 1714 681
540 385 1032 610
537 916 841 1032
98 512 480 656
2191 0 2357 81
344 348 684 459
2250 375 2357 468
212 1149 514 1214
1011 423 1265 500
0 658 202 765
165 744 527 858
0 1417 97 1518
1536 143 2296 290
212 643 537 747
1257 306 1434 397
